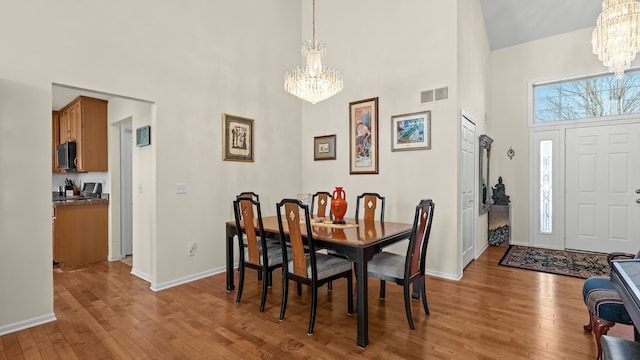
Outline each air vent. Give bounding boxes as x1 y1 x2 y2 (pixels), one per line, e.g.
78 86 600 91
420 86 449 104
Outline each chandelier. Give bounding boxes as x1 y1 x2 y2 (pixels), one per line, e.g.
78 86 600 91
284 0 343 104
592 0 640 78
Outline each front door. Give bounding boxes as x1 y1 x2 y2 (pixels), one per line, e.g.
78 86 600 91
565 123 640 253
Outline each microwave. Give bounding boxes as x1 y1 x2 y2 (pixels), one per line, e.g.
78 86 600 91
56 141 77 171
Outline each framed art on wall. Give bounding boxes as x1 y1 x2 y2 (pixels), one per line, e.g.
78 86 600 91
314 134 336 160
349 97 379 174
136 125 151 147
391 110 431 151
222 113 254 162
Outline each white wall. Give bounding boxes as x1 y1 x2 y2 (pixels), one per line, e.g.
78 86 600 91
0 0 301 333
299 0 463 278
489 28 640 245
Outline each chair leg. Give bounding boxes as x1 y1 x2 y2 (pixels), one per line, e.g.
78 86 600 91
297 283 302 296
279 275 289 321
379 280 386 299
420 277 429 316
267 271 272 288
328 281 332 291
347 275 353 315
403 283 414 330
259 269 268 312
584 310 595 333
308 285 318 335
592 315 616 360
236 262 245 303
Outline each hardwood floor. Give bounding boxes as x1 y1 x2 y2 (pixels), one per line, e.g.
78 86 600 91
1 246 633 359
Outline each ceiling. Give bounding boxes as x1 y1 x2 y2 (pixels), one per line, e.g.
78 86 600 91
480 0 603 50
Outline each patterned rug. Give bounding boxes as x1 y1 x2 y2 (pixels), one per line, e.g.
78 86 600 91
499 245 610 279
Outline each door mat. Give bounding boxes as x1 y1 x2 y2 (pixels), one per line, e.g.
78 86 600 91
499 245 610 279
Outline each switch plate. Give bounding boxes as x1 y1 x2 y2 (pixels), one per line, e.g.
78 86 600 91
188 242 197 256
176 183 187 194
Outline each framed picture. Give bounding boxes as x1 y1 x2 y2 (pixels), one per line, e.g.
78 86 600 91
349 97 379 174
222 113 254 162
314 134 336 160
391 110 431 151
136 125 151 147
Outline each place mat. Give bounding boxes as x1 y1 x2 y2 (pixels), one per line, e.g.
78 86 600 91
301 220 359 229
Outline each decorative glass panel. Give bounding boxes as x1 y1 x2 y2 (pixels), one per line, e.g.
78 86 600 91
540 140 552 233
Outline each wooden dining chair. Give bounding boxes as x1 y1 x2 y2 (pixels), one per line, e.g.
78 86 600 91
355 192 385 221
276 198 353 335
367 199 435 330
233 196 285 312
310 191 332 219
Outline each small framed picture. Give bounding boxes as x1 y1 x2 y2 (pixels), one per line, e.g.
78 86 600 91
223 113 254 162
391 110 431 151
136 125 151 147
314 134 336 160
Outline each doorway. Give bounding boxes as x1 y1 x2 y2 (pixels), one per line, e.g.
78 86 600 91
120 121 133 257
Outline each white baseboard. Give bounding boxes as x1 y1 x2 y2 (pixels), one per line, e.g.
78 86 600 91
131 268 152 283
150 266 226 292
0 313 57 336
108 255 125 261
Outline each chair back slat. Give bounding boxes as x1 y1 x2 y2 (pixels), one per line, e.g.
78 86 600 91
355 192 385 221
407 199 435 277
313 192 332 218
282 201 309 278
238 199 260 264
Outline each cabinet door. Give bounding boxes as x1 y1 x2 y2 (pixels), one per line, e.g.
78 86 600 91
69 100 80 142
52 111 61 173
59 108 70 142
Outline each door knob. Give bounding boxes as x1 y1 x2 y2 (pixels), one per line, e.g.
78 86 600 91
636 189 640 194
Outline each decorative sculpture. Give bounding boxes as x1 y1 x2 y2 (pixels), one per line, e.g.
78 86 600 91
491 176 510 205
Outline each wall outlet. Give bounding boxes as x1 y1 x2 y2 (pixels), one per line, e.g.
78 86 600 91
176 183 187 194
188 242 197 256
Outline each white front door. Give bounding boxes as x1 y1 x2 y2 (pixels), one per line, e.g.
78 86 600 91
461 113 476 268
565 123 640 253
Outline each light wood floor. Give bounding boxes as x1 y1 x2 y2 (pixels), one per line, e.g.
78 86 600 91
1 246 634 359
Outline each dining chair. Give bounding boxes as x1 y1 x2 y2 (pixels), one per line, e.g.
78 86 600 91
310 191 332 219
233 196 285 312
276 198 353 335
367 199 435 330
355 192 385 221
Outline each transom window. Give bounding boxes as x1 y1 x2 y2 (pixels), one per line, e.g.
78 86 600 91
533 69 640 123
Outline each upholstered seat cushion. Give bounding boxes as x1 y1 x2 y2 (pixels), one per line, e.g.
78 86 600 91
287 253 352 280
582 276 633 324
244 242 287 267
368 251 405 280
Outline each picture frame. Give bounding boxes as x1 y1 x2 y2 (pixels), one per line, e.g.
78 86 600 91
349 97 379 174
136 125 151 147
222 113 254 162
314 134 336 160
391 110 431 151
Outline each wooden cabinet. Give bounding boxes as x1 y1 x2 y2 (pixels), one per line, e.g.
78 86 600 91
51 111 64 173
56 96 108 172
52 202 108 266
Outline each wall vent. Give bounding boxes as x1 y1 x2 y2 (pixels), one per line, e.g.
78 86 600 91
420 86 449 104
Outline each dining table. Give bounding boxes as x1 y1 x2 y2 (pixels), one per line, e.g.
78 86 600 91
225 216 413 348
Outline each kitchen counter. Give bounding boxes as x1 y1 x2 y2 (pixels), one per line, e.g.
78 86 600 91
53 197 109 206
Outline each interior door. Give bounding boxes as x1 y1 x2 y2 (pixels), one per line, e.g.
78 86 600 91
121 124 133 256
565 123 640 253
461 113 476 268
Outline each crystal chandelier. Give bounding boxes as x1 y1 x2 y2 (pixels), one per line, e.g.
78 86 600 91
592 0 640 78
284 0 343 104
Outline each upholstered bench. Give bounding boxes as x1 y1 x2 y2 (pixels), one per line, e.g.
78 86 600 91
583 276 633 359
601 335 640 360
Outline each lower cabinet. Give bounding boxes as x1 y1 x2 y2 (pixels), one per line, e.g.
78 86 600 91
53 202 108 266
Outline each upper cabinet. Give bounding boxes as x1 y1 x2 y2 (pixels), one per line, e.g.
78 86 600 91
54 96 108 172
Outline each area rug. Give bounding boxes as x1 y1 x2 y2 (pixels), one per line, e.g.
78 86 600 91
499 245 609 279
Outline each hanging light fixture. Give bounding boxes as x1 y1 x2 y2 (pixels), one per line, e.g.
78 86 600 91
284 0 343 104
592 0 640 78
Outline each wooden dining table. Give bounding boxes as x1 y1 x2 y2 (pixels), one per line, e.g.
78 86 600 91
225 216 413 348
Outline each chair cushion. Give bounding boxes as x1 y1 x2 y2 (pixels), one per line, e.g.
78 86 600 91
244 242 286 267
287 253 352 280
582 276 633 324
368 251 405 280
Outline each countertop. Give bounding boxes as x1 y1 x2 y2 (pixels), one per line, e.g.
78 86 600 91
53 196 109 206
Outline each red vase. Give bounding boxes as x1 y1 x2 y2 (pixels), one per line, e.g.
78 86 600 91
331 187 348 224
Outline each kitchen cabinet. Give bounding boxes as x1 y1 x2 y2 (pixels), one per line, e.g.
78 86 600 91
57 96 108 172
53 201 108 266
51 111 65 173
